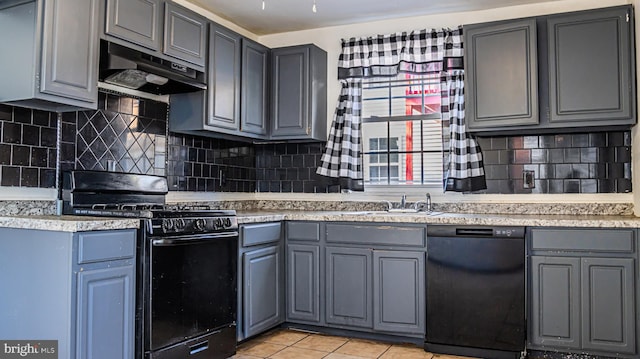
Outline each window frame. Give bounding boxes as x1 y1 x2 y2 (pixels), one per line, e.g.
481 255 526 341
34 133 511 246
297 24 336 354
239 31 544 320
361 74 448 188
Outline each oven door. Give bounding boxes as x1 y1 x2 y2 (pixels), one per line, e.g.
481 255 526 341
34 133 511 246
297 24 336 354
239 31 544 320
145 232 238 353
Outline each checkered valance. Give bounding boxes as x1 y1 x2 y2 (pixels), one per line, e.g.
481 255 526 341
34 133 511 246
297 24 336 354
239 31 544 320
337 27 464 79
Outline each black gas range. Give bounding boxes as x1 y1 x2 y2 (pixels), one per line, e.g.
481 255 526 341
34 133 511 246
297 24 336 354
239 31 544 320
63 170 237 359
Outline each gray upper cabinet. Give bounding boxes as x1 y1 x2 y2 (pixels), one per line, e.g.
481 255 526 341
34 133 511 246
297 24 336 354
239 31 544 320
325 246 372 328
465 18 538 131
241 38 270 136
163 2 207 68
170 26 271 141
105 0 161 51
547 6 634 125
103 0 207 69
465 5 636 135
271 44 327 141
208 23 241 131
373 251 425 335
0 0 99 111
529 227 638 357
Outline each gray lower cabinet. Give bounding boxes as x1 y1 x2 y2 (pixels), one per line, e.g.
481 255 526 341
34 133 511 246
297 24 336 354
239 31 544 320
238 222 284 341
0 228 136 359
0 0 99 111
326 247 373 328
325 247 426 335
529 228 637 357
322 223 427 337
530 256 581 349
286 243 321 323
373 251 425 335
271 44 327 141
285 221 322 324
76 265 135 359
580 257 635 354
285 221 426 338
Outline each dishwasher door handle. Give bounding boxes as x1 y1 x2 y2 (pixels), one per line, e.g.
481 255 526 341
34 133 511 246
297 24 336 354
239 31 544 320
455 228 494 236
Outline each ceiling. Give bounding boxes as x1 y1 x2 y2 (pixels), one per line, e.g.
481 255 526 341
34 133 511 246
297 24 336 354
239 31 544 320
188 0 556 35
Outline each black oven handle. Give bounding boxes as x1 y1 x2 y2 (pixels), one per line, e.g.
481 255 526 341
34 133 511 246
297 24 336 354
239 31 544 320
151 231 239 246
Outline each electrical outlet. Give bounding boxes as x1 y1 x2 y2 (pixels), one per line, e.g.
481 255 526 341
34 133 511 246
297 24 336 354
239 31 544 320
523 170 535 189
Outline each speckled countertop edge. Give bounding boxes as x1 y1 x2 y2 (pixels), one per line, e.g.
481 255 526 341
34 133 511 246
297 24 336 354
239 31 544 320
236 211 640 228
0 216 140 232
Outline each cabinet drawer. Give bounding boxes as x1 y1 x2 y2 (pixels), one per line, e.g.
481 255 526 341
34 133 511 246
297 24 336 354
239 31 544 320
286 222 320 242
326 224 425 247
531 228 635 253
77 230 136 264
241 222 282 247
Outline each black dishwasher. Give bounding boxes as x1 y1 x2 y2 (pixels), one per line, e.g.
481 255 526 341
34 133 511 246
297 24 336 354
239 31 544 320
425 225 525 359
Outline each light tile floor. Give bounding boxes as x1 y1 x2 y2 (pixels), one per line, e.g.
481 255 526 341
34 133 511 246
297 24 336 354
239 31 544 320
233 329 476 359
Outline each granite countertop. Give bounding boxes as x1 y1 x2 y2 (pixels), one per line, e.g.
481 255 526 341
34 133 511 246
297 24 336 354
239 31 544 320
237 211 640 228
0 215 140 232
1 209 640 233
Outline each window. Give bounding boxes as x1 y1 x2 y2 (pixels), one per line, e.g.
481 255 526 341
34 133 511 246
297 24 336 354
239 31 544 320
362 73 448 186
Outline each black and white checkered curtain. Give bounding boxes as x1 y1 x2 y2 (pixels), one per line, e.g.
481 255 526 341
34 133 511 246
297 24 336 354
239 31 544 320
336 27 464 79
441 71 486 192
318 26 484 191
317 79 364 190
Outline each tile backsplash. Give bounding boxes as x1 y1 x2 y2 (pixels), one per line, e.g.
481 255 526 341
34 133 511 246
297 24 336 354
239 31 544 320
255 142 338 193
0 104 58 188
167 134 256 192
0 91 632 196
476 131 632 194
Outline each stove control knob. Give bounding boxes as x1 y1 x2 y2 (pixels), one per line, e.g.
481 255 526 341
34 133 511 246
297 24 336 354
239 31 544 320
215 218 224 229
195 218 206 231
162 220 174 233
175 218 186 230
224 218 232 227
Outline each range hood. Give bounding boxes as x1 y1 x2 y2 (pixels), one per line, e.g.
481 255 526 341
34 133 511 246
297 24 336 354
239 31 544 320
99 40 206 95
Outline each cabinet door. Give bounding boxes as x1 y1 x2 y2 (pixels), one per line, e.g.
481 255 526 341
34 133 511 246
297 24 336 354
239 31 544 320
40 0 99 103
208 24 241 131
163 2 207 68
287 244 320 323
548 6 634 124
373 251 425 335
271 46 309 137
241 39 269 136
326 247 372 328
105 0 161 51
581 257 636 354
243 245 283 338
465 19 538 130
76 265 135 359
530 256 580 349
